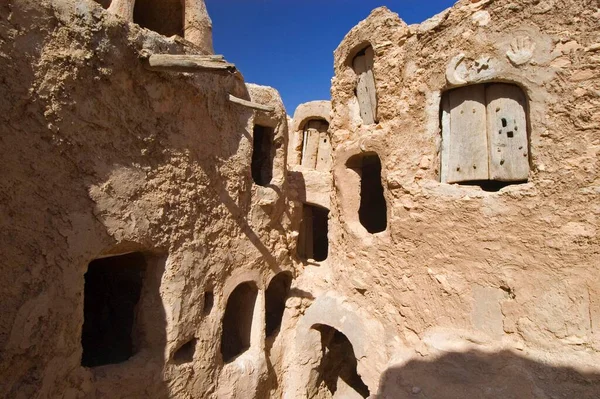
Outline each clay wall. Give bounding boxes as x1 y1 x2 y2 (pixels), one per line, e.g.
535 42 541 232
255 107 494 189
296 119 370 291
0 0 294 397
1 0 599 398
280 0 600 397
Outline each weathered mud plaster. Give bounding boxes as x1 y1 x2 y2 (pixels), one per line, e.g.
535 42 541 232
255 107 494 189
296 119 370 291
321 0 600 397
106 0 214 53
1 0 600 398
0 0 293 397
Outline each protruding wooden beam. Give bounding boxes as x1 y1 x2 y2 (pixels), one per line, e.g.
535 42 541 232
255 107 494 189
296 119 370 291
144 54 235 73
107 0 135 21
228 94 275 112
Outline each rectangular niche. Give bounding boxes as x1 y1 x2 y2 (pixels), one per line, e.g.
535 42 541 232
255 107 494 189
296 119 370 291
251 124 275 186
441 83 529 187
298 204 329 262
352 46 377 125
347 153 387 234
81 252 146 367
133 0 184 38
301 119 331 172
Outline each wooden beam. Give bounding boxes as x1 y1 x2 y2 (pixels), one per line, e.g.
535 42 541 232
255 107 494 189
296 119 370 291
144 54 235 73
228 94 275 112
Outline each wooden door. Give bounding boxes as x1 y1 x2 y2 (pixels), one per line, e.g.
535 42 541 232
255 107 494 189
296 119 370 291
315 121 331 172
486 84 529 182
353 47 377 124
301 120 321 169
445 85 489 183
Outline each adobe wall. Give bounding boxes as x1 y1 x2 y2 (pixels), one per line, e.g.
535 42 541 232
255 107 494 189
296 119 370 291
282 0 599 397
1 0 599 398
0 0 295 397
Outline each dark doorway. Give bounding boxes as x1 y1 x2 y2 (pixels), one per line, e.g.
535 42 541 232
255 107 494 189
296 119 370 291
347 153 387 233
133 0 184 38
298 204 329 261
313 324 370 398
265 272 292 337
251 125 275 186
221 282 258 362
81 252 146 367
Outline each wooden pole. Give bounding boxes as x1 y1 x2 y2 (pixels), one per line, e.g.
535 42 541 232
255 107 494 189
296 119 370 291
228 95 275 112
144 54 236 73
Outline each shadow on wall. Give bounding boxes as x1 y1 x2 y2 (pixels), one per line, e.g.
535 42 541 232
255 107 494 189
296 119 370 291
377 350 600 399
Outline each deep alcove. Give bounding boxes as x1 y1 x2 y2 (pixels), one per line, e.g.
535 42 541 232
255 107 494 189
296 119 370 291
265 272 293 338
133 0 184 38
347 153 387 233
81 252 146 367
251 125 275 186
298 204 329 261
220 282 258 362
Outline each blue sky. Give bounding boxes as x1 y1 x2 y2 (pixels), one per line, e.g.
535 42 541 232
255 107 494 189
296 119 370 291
205 0 457 114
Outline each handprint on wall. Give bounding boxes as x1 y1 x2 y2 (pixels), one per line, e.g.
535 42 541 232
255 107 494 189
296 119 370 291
506 36 535 66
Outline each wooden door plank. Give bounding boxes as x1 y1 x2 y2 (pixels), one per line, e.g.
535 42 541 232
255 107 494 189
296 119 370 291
486 84 529 182
446 85 489 183
301 120 320 169
364 47 378 122
315 121 332 172
353 54 375 125
440 94 451 183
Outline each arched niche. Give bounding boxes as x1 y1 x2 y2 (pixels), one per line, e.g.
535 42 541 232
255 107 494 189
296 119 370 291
312 324 370 398
220 281 258 362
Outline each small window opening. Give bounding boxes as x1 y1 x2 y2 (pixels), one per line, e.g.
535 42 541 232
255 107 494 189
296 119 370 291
298 204 329 261
313 324 370 398
347 153 387 234
265 272 292 338
172 338 197 365
81 252 146 367
133 0 184 38
251 125 275 186
221 282 258 362
203 291 214 316
94 0 111 9
352 45 377 124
